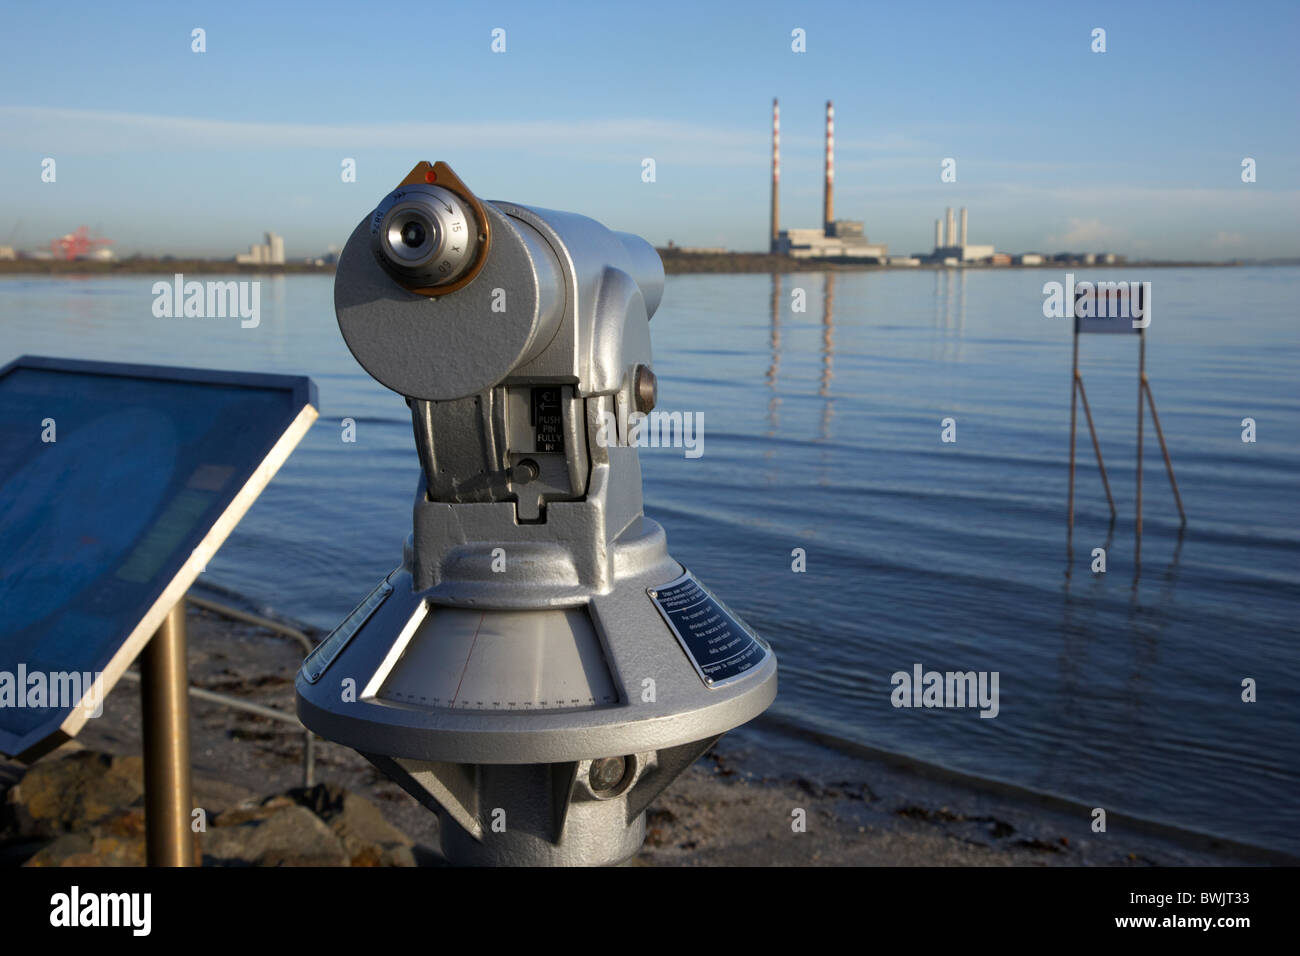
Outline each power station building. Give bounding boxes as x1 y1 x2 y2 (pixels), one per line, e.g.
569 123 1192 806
770 100 888 262
926 206 994 263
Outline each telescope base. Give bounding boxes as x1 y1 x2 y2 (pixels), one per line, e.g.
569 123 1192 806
365 734 720 866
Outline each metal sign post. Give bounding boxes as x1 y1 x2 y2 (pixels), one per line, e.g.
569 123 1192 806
1135 329 1187 560
1066 283 1186 561
139 602 193 866
1067 324 1117 530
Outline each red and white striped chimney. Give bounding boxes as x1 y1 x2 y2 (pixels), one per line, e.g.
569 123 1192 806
824 100 835 235
771 98 780 253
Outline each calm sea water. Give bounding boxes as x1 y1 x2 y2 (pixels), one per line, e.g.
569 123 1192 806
2 267 1297 852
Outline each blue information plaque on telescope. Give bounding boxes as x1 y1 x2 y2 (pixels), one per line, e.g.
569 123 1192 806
0 356 317 760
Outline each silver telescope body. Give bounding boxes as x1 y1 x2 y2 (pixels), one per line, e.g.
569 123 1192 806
297 162 775 866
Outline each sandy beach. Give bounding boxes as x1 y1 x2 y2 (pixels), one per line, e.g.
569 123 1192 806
4 602 1286 867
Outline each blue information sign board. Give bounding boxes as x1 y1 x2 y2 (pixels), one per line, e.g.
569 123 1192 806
0 356 317 759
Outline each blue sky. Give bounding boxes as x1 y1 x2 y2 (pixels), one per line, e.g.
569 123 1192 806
1 0 1296 258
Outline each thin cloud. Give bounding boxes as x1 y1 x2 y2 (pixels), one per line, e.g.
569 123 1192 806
0 106 763 166
1048 218 1123 245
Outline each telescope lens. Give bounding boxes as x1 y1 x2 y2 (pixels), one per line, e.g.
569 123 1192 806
400 220 426 249
385 212 437 263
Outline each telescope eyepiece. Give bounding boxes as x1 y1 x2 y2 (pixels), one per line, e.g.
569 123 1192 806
371 184 481 290
395 217 430 253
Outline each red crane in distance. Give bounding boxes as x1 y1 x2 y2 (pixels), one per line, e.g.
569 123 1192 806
50 226 113 261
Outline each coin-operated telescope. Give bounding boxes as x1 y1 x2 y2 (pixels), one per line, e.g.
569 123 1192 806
296 162 777 866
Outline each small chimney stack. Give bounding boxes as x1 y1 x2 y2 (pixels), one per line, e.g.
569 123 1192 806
946 207 955 250
960 207 968 247
935 218 943 249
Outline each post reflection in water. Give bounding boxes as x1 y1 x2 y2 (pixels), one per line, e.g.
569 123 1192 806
1058 461 1186 740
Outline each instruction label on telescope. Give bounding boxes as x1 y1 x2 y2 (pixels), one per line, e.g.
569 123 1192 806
649 571 770 688
531 386 563 453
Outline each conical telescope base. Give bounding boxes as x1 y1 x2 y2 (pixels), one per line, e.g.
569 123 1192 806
367 735 720 866
297 522 776 866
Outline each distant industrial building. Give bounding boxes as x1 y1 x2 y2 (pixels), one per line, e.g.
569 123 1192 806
770 99 888 262
237 232 286 265
0 246 14 261
760 99 1051 267
1051 251 1126 265
925 206 994 263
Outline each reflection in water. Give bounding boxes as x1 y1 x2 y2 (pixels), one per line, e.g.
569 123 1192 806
1129 524 1186 607
1058 516 1185 743
820 273 835 442
65 274 118 334
1058 520 1116 725
765 271 838 448
959 267 966 332
932 268 967 363
766 272 782 442
932 269 942 328
765 271 837 480
264 275 289 357
1118 530 1183 732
